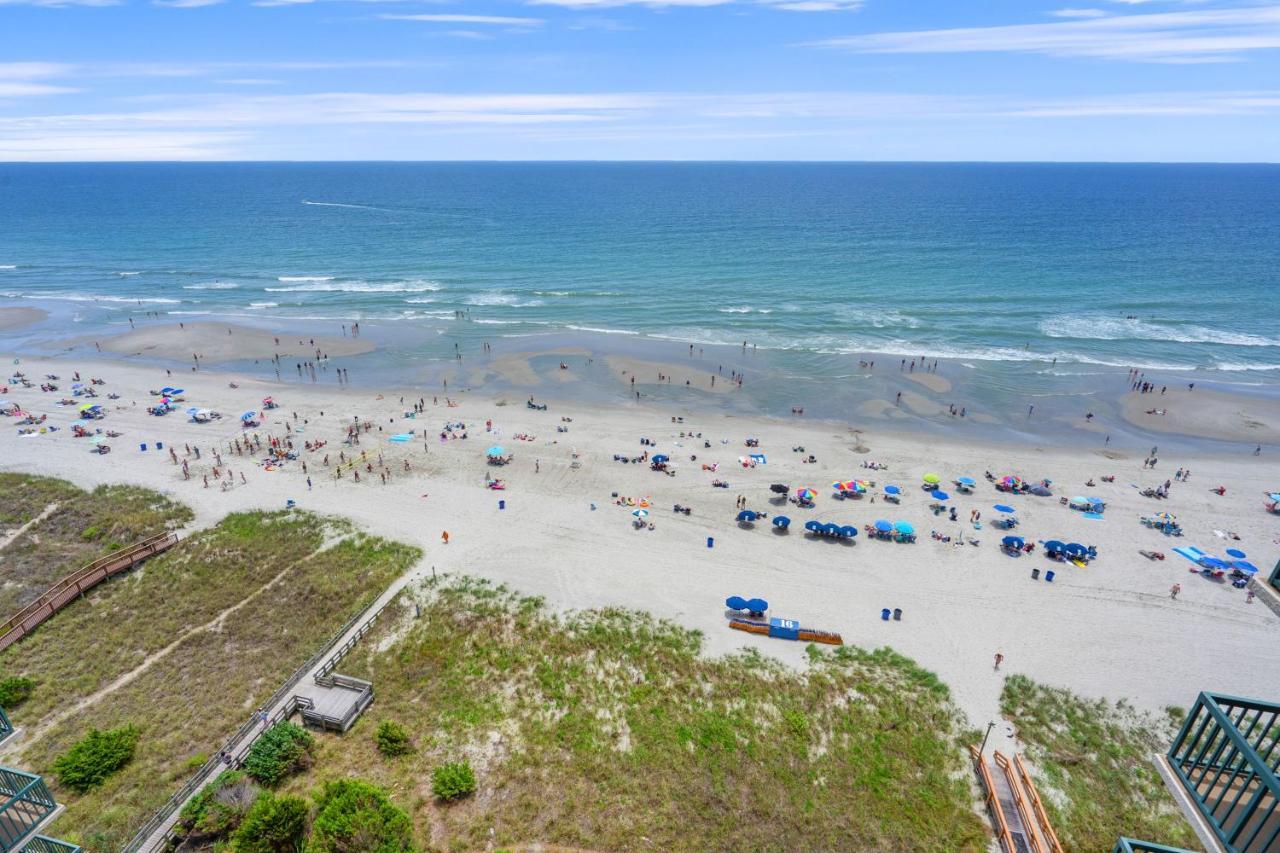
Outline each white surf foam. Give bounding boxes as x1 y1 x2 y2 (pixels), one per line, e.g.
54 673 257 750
1040 315 1280 348
276 275 335 283
183 282 240 290
266 279 442 293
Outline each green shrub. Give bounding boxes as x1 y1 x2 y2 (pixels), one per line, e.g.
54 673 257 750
184 752 209 771
431 761 477 802
233 791 309 852
374 720 412 757
178 770 259 839
242 722 314 788
0 676 36 709
310 778 412 852
80 526 100 540
52 725 140 793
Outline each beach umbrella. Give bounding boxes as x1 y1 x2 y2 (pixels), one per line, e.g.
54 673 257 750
931 490 950 502
1030 485 1052 497
71 383 83 389
1044 540 1065 552
241 411 257 422
770 483 789 494
159 387 175 395
993 504 1016 514
839 525 859 538
884 485 901 495
773 516 791 529
804 520 823 533
822 522 842 536
1233 560 1258 575
1200 557 1228 570
874 519 893 532
922 473 941 485
1002 535 1025 548
957 476 976 486
89 435 106 445
833 481 851 492
486 445 505 457
169 388 184 395
746 598 769 613
1069 496 1089 507
796 488 816 502
1269 493 1280 503
1064 543 1087 556
632 508 649 518
852 480 869 492
652 454 669 464
737 510 758 522
1226 548 1247 559
726 596 748 611
186 406 201 415
78 403 95 411
894 520 915 535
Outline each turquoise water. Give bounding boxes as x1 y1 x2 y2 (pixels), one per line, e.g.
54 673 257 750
2 162 1277 443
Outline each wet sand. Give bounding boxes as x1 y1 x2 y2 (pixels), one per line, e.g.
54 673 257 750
0 307 47 332
97 322 375 364
1119 388 1280 445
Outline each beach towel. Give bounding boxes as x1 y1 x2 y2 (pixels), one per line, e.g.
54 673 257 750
1173 546 1207 564
1083 512 1104 520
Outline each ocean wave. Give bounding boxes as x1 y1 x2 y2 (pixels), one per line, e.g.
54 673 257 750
0 265 16 270
302 200 396 213
1039 316 1280 348
183 282 240 290
11 292 179 305
465 292 542 307
532 289 625 298
117 271 141 277
277 275 335 283
717 306 774 314
266 279 442 293
834 307 923 329
247 302 279 309
404 297 438 304
566 325 639 336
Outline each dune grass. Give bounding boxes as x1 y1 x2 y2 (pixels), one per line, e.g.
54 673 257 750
0 472 193 614
1000 674 1200 851
283 575 987 852
0 509 420 851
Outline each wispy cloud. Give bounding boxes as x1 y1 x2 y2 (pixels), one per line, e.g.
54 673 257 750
0 0 118 6
153 0 225 7
0 63 78 96
526 0 864 11
379 13 545 25
1050 8 1108 18
811 5 1280 62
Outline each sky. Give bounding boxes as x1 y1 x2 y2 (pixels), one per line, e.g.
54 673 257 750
1 0 1278 160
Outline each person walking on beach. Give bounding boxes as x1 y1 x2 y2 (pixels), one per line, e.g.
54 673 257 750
993 652 1004 671
1170 583 1181 600
442 530 449 545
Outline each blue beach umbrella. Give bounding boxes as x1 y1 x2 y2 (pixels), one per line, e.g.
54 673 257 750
773 516 791 529
994 504 1016 514
1002 535 1025 548
240 411 256 422
839 525 859 538
486 445 505 457
874 519 893 532
737 509 758 522
1233 560 1258 575
1044 540 1065 552
1226 548 1246 559
652 454 669 464
1200 557 1229 570
894 521 914 535
804 520 823 533
746 598 769 613
1064 543 1087 556
726 596 748 611
884 485 901 495
957 476 976 486
931 490 950 501
822 522 841 536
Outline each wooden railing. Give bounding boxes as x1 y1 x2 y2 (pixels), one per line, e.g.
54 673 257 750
970 745 1016 853
0 532 178 653
995 750 1046 853
1013 753 1065 853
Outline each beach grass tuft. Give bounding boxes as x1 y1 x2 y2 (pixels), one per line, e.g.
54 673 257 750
282 574 987 851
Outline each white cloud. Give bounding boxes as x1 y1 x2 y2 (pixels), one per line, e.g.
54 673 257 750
154 0 225 7
1050 8 1108 18
0 63 78 96
811 6 1280 62
379 13 545 25
0 0 118 5
527 0 863 10
0 131 244 161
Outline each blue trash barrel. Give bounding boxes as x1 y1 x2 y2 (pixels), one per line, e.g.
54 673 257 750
1045 570 1055 582
707 537 714 548
881 608 890 621
140 443 147 451
156 441 163 450
498 499 506 510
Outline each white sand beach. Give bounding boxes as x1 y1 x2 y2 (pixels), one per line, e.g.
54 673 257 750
3 341 1277 765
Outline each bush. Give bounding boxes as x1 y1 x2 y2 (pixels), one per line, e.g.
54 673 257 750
178 770 260 839
52 725 140 793
233 791 309 852
0 676 36 709
242 722 314 788
374 720 412 757
310 778 412 852
431 761 477 802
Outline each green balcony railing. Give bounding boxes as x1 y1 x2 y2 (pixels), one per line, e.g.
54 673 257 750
0 708 12 744
1113 838 1197 853
1167 692 1280 852
0 766 58 851
21 837 81 853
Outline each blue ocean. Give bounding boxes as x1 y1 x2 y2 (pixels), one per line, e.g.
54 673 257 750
2 163 1278 442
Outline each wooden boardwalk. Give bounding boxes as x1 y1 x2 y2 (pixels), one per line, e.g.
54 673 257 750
970 746 1064 853
0 532 178 653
